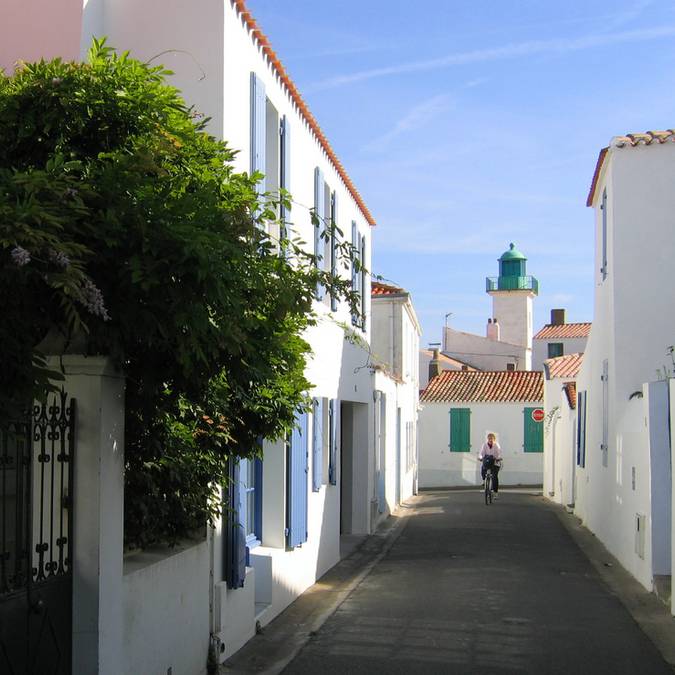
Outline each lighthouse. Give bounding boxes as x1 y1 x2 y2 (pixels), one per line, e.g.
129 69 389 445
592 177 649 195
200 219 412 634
485 243 539 363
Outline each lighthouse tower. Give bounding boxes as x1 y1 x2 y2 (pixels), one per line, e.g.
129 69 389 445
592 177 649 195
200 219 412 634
486 243 538 366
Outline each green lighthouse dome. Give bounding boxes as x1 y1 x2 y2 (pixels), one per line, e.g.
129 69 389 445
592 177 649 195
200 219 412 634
485 243 539 295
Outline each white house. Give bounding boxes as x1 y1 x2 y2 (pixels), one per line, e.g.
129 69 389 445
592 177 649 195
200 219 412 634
0 1 399 672
542 353 584 507
419 348 476 390
533 309 591 371
443 243 538 371
574 129 675 606
418 370 544 488
370 281 422 524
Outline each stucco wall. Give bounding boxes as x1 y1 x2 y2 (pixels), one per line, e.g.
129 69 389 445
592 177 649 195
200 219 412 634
533 336 588 371
489 290 534 353
419 401 543 488
123 541 210 675
443 327 529 371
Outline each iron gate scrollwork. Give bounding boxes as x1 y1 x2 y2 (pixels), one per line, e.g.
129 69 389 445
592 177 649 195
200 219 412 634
0 391 76 675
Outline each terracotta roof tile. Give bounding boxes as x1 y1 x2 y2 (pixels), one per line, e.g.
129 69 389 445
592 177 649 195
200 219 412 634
371 281 404 297
563 382 577 409
232 0 375 226
587 130 675 206
534 323 591 339
421 370 543 403
544 353 584 379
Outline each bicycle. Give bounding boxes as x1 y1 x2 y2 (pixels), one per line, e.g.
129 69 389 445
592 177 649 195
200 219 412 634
483 457 502 505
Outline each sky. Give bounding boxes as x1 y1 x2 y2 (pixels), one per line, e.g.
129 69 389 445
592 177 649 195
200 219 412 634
246 0 675 346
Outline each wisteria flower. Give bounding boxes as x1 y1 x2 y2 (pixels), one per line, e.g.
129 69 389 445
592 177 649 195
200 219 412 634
49 249 70 268
78 278 111 321
10 246 31 267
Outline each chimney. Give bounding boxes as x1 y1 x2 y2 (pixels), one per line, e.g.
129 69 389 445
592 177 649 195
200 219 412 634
429 348 442 381
551 309 566 326
487 317 500 341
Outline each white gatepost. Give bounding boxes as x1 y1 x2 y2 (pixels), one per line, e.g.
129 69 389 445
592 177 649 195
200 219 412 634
48 355 125 674
670 378 675 616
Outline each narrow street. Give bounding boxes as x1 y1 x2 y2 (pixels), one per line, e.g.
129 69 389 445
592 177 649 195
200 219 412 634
228 490 674 675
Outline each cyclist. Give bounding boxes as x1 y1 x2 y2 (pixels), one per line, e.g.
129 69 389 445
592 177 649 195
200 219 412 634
479 433 502 497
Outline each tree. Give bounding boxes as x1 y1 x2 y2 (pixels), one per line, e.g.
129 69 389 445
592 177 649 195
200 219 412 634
0 40 358 546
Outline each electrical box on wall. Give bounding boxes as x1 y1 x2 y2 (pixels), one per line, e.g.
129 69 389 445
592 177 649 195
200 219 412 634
635 513 646 560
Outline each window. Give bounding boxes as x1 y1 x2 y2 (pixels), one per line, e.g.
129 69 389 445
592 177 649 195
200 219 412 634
600 188 608 280
523 408 543 453
576 390 587 467
312 398 324 491
360 234 367 331
351 221 361 326
314 167 326 299
328 399 339 485
548 343 563 359
506 363 516 372
449 408 471 452
406 421 415 471
330 191 338 311
279 115 291 246
286 410 308 548
240 457 262 547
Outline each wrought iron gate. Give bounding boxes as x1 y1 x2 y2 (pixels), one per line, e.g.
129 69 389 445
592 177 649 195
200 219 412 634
0 392 76 675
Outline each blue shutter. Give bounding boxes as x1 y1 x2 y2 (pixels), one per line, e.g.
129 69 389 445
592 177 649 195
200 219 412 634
280 115 291 244
330 192 338 311
329 398 339 485
360 234 366 329
577 391 587 468
314 168 325 298
225 459 247 589
312 398 323 491
287 410 308 547
251 72 266 225
253 455 263 540
351 222 359 326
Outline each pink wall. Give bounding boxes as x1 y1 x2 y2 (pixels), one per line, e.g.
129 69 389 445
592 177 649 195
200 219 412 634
1 0 83 73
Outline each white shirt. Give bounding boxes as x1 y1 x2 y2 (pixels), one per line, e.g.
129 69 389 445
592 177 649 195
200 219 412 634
479 441 502 460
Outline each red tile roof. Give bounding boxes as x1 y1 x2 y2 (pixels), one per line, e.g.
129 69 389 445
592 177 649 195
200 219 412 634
587 130 675 206
563 382 577 410
421 370 543 403
232 0 375 226
371 281 405 297
534 323 591 340
544 353 584 379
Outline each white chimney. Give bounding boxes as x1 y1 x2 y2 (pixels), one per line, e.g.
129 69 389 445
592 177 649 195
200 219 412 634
487 317 500 341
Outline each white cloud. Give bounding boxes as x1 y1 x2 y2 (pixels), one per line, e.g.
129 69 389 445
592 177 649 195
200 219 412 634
310 24 675 91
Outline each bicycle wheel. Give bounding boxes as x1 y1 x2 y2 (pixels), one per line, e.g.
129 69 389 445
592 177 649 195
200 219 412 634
484 473 492 505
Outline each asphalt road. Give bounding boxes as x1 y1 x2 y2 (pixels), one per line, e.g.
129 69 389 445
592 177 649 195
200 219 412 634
282 490 672 675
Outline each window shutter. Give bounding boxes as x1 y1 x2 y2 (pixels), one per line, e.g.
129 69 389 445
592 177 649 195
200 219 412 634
250 72 267 197
254 455 263 540
577 391 587 468
314 168 325 298
287 410 308 547
449 408 470 452
330 192 338 311
312 398 323 491
329 398 339 485
523 408 543 453
225 459 247 589
351 222 359 326
280 115 291 243
360 234 367 329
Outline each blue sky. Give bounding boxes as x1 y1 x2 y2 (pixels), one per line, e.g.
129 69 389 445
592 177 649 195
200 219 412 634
247 0 675 345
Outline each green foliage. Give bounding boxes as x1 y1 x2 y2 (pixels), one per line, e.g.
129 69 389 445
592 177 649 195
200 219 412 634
0 40 360 547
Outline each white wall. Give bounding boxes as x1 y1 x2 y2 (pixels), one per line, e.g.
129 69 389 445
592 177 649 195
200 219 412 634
533 336 587 371
489 290 534 355
123 542 210 675
419 401 543 488
443 327 529 371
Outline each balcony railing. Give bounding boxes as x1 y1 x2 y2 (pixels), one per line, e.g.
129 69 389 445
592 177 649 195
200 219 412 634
486 275 539 294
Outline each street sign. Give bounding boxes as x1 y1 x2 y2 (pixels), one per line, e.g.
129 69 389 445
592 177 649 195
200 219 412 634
531 408 545 423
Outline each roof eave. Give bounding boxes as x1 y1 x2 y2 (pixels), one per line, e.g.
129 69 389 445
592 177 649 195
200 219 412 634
586 147 608 208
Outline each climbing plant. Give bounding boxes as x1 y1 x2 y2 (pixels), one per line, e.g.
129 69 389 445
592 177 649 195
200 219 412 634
0 40 361 547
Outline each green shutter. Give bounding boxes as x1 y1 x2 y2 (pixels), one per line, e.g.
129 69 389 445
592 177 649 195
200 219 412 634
449 408 471 452
523 408 543 453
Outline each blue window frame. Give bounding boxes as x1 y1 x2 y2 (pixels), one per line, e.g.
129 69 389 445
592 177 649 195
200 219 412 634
240 456 262 547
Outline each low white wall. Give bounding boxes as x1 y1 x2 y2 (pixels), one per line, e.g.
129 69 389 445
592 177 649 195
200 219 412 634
671 378 675 615
419 401 543 488
122 540 210 675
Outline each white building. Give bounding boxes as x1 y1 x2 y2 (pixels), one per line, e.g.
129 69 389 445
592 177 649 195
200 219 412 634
542 353 583 507
443 243 538 371
419 349 476 390
533 309 591 371
0 1 415 672
370 282 422 523
574 129 675 607
418 370 544 488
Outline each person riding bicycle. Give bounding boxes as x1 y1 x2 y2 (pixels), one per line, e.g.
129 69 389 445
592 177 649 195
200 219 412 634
479 433 502 496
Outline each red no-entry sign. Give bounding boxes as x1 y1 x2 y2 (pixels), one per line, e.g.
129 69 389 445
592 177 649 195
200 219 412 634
532 408 545 423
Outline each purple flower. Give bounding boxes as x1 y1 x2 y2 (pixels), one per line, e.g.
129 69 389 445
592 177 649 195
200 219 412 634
49 249 70 268
10 246 31 267
64 187 78 198
78 278 111 321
